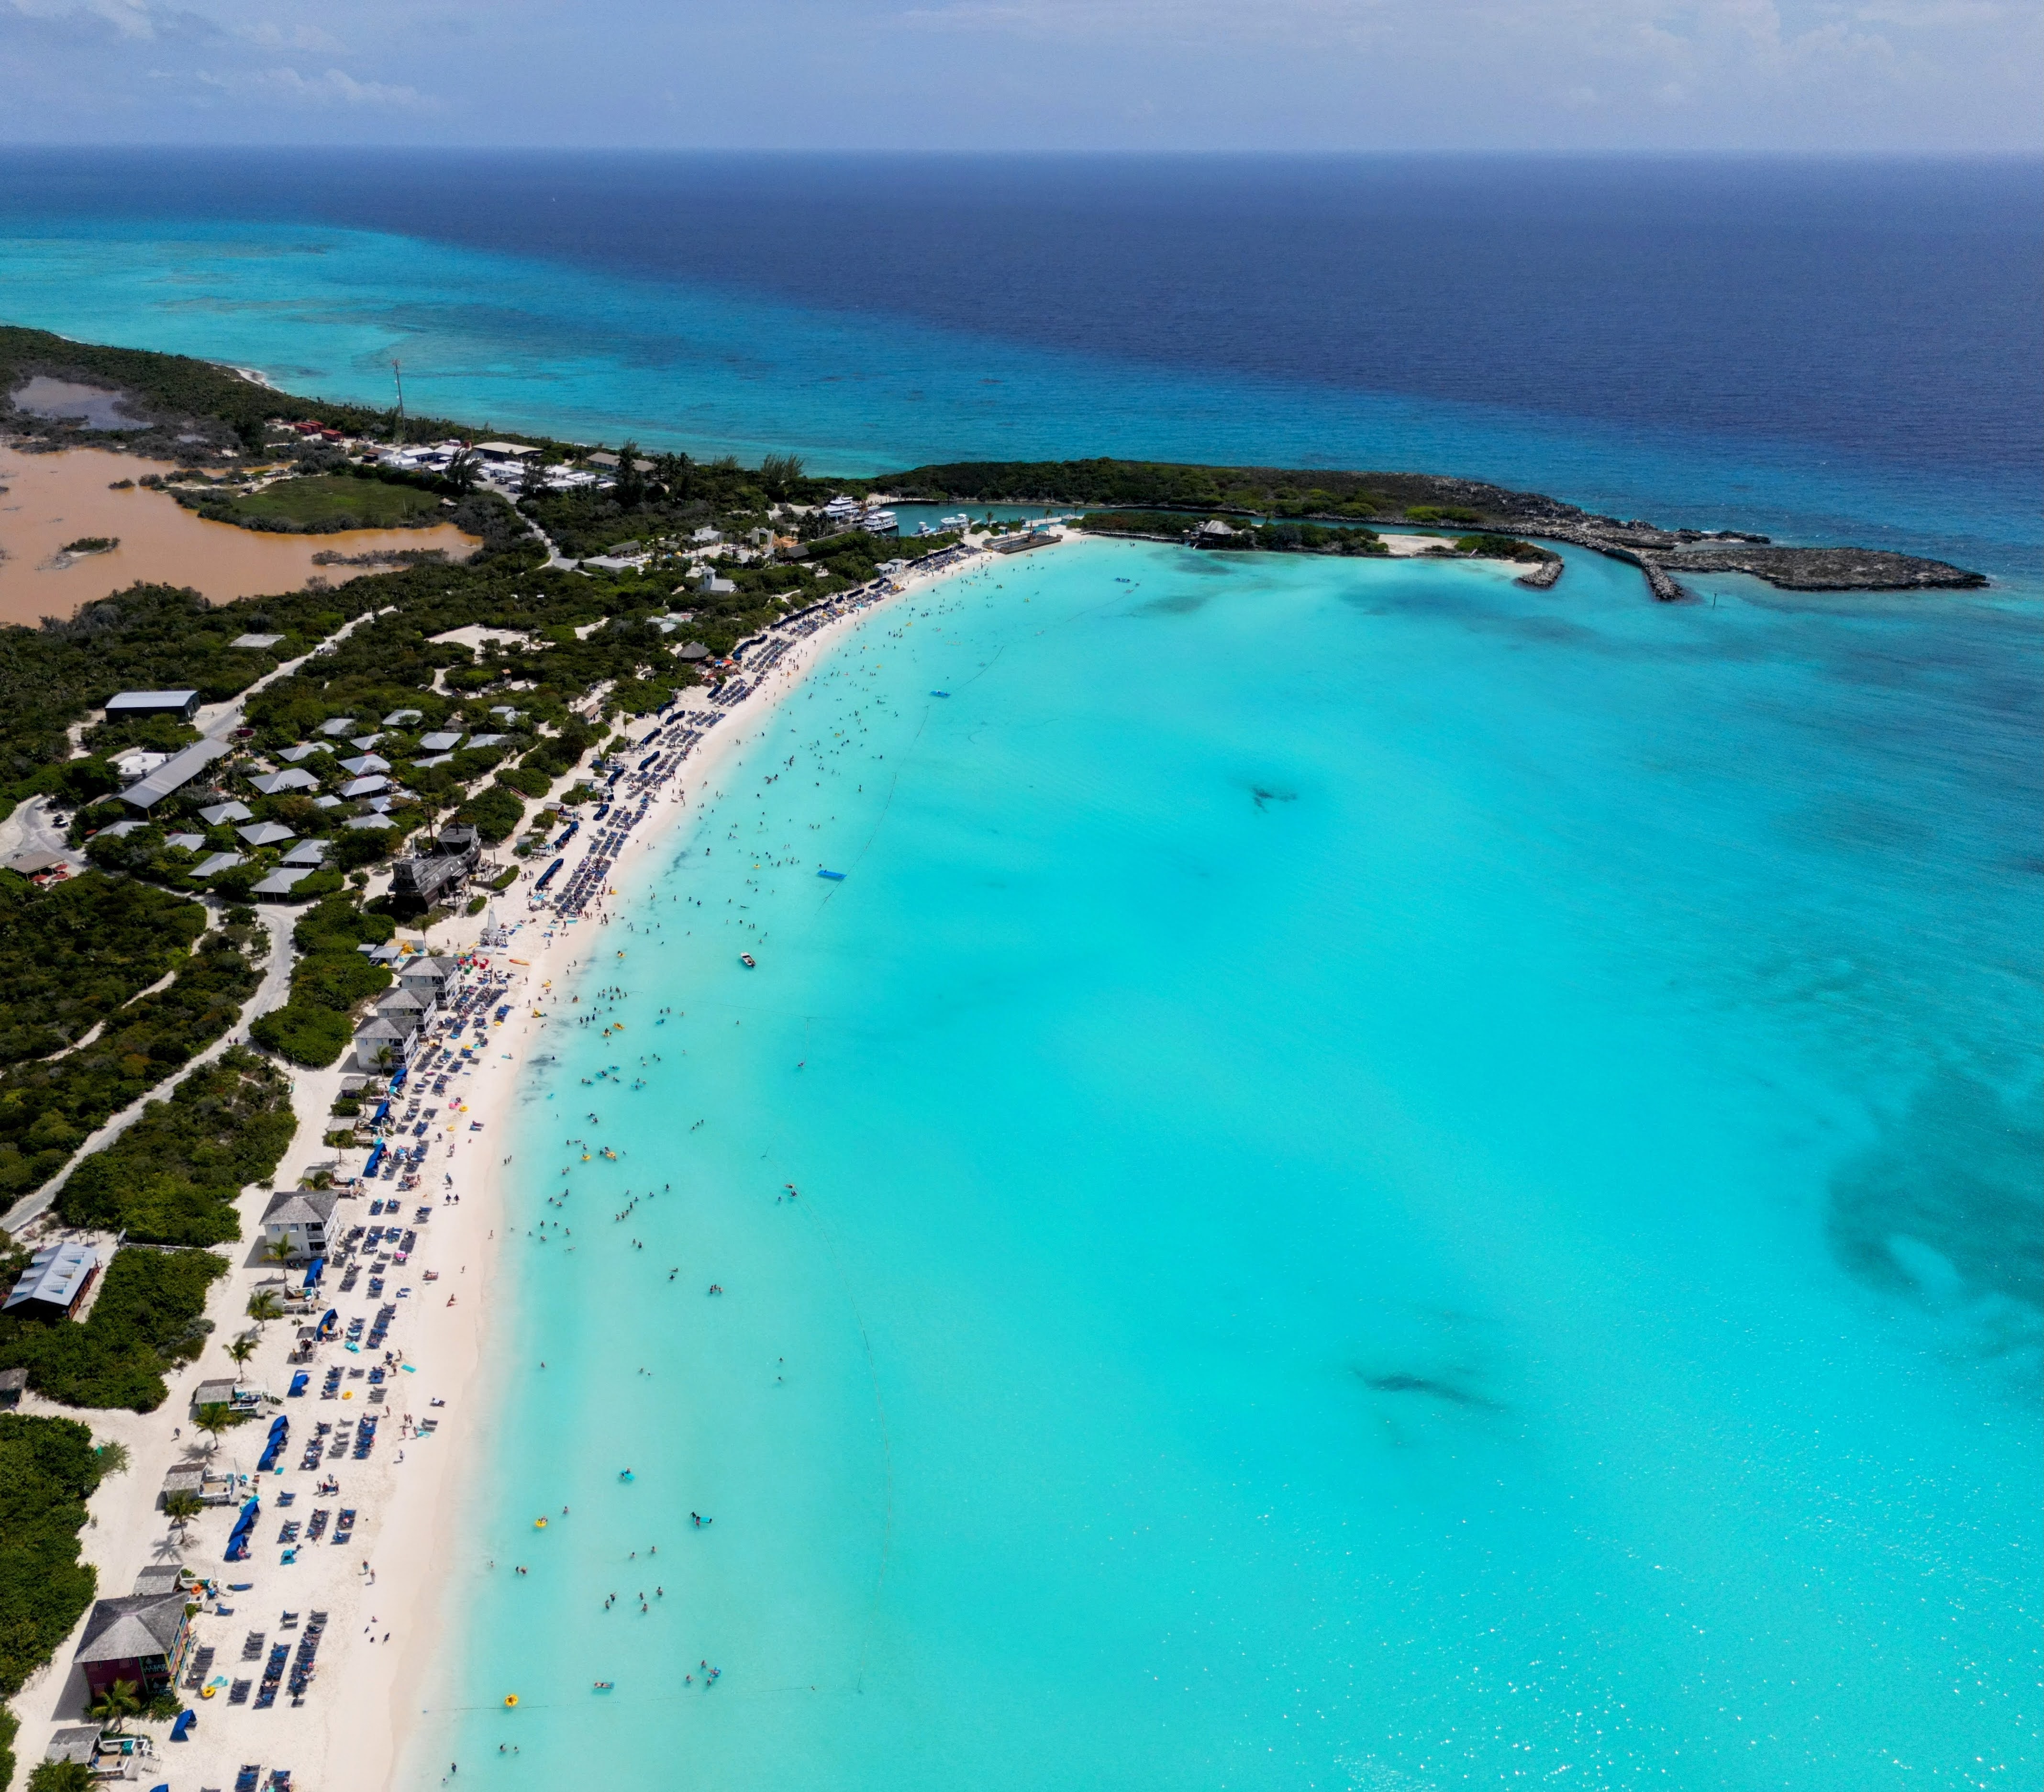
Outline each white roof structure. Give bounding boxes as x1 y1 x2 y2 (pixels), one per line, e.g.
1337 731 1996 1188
316 718 358 736
3 1240 100 1313
338 754 391 775
232 633 285 650
192 851 244 878
251 866 316 897
106 689 198 713
197 800 253 826
166 833 205 852
418 731 463 753
280 742 333 763
120 736 233 811
94 819 146 839
465 733 508 748
280 838 331 867
383 708 425 725
237 821 296 847
345 814 394 830
247 769 320 796
341 775 389 799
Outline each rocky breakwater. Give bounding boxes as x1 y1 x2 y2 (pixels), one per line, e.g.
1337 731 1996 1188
1651 544 1988 592
1517 520 1986 601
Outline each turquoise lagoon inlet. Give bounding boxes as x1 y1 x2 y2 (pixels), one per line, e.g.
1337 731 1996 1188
410 538 2039 1790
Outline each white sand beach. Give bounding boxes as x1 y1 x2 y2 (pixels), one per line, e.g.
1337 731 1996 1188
1 535 999 1792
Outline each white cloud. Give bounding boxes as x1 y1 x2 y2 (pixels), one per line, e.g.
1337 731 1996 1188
192 62 430 107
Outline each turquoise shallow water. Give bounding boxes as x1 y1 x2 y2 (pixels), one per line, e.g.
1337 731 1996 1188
411 542 2039 1789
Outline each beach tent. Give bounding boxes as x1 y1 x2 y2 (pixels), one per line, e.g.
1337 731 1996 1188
317 1309 338 1339
257 1417 289 1472
224 1496 260 1562
364 1143 387 1178
302 1257 324 1289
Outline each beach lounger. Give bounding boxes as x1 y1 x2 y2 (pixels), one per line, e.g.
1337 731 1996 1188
235 1767 259 1792
228 1680 251 1705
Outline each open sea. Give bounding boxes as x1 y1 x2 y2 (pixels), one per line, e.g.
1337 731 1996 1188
0 153 2035 1787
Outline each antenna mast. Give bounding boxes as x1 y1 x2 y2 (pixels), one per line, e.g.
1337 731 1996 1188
392 358 406 445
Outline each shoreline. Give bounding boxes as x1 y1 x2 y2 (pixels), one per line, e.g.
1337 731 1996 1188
13 534 993 1792
372 539 987 1789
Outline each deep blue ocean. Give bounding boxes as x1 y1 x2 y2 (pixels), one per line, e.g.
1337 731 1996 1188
1 152 2039 576
0 154 2035 1789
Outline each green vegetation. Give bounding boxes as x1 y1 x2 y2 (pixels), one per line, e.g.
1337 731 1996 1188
0 928 263 1204
53 1048 295 1246
59 537 118 557
0 871 207 1066
1454 533 1555 562
0 581 361 801
27 1757 94 1792
184 471 448 534
0 1412 109 1788
1405 504 1483 524
882 457 1561 525
456 781 525 844
0 1247 226 1412
248 893 394 1069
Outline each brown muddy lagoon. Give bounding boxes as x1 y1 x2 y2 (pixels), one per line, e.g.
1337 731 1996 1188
0 445 478 625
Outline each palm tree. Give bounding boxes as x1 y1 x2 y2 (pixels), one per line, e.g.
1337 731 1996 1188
614 438 645 508
88 1677 142 1733
261 1235 295 1272
246 1290 284 1326
224 1333 258 1369
192 1402 242 1454
162 1490 203 1540
444 448 479 496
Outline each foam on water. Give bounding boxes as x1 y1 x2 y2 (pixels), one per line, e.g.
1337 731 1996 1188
412 542 2040 1790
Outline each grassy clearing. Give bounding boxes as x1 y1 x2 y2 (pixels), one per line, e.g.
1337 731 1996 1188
217 475 447 531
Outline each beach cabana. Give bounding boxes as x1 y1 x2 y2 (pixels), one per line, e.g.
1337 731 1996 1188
280 838 331 867
237 821 296 847
198 800 254 826
247 769 320 797
261 1189 337 1262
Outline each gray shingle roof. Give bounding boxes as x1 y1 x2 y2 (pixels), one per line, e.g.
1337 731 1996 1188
75 1592 187 1665
261 1188 338 1227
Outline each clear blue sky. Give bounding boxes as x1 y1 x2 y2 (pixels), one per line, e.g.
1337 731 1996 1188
2 0 2039 152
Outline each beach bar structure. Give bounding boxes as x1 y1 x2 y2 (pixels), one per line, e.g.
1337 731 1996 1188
73 1573 195 1701
2 1240 101 1321
104 688 200 722
260 1188 338 1264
